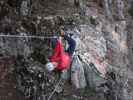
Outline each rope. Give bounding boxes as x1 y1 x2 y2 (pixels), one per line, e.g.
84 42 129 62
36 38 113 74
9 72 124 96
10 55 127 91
0 34 58 39
47 78 62 100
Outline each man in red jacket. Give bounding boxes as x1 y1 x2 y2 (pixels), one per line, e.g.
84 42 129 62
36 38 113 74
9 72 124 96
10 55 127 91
46 31 76 72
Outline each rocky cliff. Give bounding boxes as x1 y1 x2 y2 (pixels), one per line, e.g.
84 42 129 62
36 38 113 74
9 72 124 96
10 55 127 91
0 0 133 100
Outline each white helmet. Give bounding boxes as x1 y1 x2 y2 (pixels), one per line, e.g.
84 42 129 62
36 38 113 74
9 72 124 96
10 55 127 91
45 62 55 72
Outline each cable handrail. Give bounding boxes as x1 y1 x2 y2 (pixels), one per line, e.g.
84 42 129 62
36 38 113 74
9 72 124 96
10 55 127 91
0 34 58 39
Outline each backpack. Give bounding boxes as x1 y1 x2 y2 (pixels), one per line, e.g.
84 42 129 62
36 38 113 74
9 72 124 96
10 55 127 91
79 54 106 90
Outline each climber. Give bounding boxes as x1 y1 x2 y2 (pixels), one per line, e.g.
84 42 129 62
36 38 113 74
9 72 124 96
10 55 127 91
45 30 76 72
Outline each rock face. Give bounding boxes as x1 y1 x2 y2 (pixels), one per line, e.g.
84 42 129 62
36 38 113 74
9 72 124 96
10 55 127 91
103 0 125 20
0 0 133 100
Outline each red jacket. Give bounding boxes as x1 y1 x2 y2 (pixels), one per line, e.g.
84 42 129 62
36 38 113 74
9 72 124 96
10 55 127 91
50 40 70 71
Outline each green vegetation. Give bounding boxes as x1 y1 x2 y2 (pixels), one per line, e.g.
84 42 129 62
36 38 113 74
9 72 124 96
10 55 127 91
90 16 97 26
128 7 133 18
